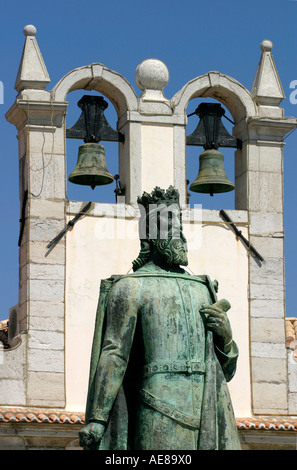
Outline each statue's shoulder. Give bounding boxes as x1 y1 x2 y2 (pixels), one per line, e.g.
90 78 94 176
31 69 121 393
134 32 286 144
106 273 142 290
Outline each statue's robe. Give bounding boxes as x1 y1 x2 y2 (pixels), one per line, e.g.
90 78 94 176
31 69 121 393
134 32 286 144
84 264 241 450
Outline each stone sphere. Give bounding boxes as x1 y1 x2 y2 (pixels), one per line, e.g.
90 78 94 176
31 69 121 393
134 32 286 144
135 59 169 91
23 24 37 36
260 39 273 52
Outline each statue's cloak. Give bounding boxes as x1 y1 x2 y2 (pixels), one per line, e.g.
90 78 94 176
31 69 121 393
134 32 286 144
84 273 241 450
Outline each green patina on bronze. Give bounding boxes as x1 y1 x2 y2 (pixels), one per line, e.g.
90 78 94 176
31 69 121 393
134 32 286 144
79 186 241 450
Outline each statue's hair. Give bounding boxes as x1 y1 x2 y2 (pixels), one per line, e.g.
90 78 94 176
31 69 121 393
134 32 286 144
132 240 151 272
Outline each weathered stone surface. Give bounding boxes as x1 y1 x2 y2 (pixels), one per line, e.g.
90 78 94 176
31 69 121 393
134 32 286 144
250 299 285 318
30 217 65 243
0 423 80 450
251 357 287 383
25 127 65 155
251 341 286 359
28 153 66 199
250 317 286 343
30 264 65 281
250 257 284 286
30 199 65 219
248 171 283 213
249 144 283 174
249 212 283 235
30 279 64 302
28 349 64 373
288 393 297 414
18 279 28 307
250 283 285 301
27 371 65 406
0 344 26 379
29 241 65 265
29 314 64 332
0 435 26 450
29 300 64 318
249 236 283 259
17 303 28 332
234 172 248 210
0 379 26 404
29 330 64 350
252 383 287 414
287 352 297 392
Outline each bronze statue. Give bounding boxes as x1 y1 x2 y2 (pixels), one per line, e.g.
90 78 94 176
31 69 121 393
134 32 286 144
79 186 241 450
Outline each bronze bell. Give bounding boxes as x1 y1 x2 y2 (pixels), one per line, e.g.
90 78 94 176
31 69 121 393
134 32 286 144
190 148 235 196
68 142 114 190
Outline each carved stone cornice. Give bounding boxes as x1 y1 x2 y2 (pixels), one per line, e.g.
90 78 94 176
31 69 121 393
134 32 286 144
5 98 68 132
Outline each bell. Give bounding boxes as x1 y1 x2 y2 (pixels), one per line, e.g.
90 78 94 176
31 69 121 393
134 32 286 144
68 143 114 190
190 148 235 196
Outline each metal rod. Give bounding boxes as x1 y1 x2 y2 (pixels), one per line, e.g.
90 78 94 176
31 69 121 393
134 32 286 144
18 190 28 247
46 201 92 249
219 209 264 262
222 114 235 125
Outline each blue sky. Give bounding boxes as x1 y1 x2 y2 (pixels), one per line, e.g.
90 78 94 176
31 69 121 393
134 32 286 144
0 0 297 320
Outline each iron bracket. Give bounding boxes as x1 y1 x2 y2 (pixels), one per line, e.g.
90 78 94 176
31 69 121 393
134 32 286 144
47 201 92 250
219 209 264 263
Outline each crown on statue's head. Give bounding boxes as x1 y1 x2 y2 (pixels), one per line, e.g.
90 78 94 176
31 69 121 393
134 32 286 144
137 186 180 212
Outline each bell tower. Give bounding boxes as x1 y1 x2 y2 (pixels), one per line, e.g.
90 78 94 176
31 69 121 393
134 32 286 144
1 25 297 449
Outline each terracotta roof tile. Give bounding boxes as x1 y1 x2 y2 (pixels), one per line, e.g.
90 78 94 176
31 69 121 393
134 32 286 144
15 413 27 422
4 412 17 422
0 408 85 424
48 413 64 423
25 412 38 422
60 414 71 423
70 414 82 423
0 408 296 432
286 317 297 345
236 417 297 431
37 413 50 423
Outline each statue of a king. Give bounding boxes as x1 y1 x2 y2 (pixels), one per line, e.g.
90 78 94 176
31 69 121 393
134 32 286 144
79 186 241 450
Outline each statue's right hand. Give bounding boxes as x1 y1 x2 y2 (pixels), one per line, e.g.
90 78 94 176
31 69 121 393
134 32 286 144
79 422 105 449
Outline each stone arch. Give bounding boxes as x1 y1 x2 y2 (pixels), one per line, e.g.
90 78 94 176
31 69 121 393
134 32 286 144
51 63 138 117
50 63 140 204
172 71 257 123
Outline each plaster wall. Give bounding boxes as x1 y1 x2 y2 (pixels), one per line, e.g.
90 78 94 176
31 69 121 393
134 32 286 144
64 205 251 417
141 124 174 193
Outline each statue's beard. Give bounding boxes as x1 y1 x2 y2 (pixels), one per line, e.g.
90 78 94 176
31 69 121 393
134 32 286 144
155 238 188 267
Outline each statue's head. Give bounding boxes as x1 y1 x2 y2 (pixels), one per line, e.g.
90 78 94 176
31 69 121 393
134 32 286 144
133 186 188 271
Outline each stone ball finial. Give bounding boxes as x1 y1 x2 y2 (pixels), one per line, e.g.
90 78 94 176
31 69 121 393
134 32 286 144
23 24 37 37
260 39 273 52
135 59 169 91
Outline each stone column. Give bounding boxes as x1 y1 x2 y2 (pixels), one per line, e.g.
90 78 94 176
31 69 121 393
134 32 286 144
125 59 187 204
234 40 297 415
5 25 67 406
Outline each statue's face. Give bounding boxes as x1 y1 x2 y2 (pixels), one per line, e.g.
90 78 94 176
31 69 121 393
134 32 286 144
154 206 188 267
156 237 188 267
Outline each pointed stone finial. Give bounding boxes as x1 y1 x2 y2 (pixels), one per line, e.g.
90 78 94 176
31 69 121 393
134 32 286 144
251 39 285 106
15 25 50 93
